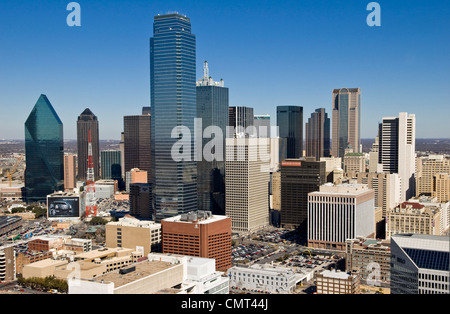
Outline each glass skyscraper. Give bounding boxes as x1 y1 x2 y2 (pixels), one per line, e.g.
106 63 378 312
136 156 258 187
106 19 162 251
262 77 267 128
150 13 197 221
77 108 100 181
277 106 303 159
101 150 122 181
24 94 64 203
196 61 229 215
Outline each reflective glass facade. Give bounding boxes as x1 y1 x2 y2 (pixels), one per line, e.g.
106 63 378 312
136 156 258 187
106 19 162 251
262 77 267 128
25 95 64 203
197 85 229 215
276 106 303 159
150 14 197 221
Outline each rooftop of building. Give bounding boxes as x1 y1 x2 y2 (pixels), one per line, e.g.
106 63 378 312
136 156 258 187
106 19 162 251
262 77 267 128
319 270 358 280
90 259 179 289
392 234 449 252
312 183 371 196
162 211 229 225
107 215 161 229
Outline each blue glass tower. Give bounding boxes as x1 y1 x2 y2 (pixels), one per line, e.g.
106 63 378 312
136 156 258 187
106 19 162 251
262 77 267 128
24 95 64 203
150 13 197 221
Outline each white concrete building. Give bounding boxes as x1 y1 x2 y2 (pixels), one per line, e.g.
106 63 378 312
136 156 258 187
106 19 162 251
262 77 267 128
308 184 375 251
227 263 306 294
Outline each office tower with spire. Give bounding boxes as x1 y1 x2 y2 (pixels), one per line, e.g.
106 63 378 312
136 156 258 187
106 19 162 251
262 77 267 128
150 13 197 221
196 61 229 215
277 106 303 159
378 112 416 201
25 95 64 203
124 107 151 183
331 88 361 158
77 108 100 181
305 108 330 161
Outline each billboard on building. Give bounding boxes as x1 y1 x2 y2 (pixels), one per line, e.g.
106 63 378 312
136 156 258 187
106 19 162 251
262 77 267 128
47 196 80 218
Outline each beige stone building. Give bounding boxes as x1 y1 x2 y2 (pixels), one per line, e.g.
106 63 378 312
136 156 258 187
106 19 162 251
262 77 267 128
343 153 365 174
386 202 441 239
64 154 77 191
22 247 143 280
345 237 391 285
416 155 450 197
106 215 161 256
315 270 361 294
432 173 450 203
225 138 270 233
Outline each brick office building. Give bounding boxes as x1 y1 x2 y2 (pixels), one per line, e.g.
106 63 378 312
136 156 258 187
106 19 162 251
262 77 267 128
161 211 231 272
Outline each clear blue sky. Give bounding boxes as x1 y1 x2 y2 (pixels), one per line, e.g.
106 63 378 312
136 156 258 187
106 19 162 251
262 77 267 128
0 0 449 140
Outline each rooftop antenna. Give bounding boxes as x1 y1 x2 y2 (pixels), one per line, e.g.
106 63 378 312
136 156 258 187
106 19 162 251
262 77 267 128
203 61 209 80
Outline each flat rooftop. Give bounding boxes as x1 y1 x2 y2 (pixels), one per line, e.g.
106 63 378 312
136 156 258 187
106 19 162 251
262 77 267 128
92 260 179 288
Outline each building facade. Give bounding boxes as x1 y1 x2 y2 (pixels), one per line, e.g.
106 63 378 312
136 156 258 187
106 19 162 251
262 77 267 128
101 150 122 181
378 112 416 201
124 110 151 183
277 106 303 159
280 159 326 231
305 108 330 161
161 211 232 272
151 13 197 221
390 234 450 294
308 184 375 250
77 108 100 181
25 94 64 203
331 88 361 158
225 138 270 233
196 61 228 215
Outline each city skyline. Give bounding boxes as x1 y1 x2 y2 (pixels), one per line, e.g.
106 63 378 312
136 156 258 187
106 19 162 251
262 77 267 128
0 0 449 140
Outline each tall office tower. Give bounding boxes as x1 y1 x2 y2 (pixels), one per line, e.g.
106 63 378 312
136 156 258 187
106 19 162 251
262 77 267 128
308 184 375 251
378 112 416 201
151 13 197 221
277 106 303 159
356 172 401 217
305 108 330 161
100 150 122 181
368 136 380 173
64 154 77 191
253 114 271 138
162 211 232 271
124 108 151 184
280 159 326 231
129 183 152 220
416 155 450 197
228 106 255 138
196 61 228 215
25 95 64 203
77 108 100 181
331 88 361 158
119 132 125 178
390 234 450 294
225 138 270 233
432 173 450 203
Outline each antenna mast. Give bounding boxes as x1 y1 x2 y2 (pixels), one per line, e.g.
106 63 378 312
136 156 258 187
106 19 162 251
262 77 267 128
85 129 97 217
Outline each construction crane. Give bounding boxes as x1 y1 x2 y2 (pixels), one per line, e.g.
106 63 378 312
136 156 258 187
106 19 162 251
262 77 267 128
6 156 23 187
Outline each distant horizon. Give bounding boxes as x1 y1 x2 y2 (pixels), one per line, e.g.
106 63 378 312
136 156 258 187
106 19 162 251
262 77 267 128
1 1 449 139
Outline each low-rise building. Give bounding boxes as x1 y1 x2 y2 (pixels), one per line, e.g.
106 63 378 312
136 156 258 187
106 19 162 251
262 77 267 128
315 270 361 294
227 264 305 294
69 253 229 295
345 237 391 286
386 202 441 239
106 215 161 255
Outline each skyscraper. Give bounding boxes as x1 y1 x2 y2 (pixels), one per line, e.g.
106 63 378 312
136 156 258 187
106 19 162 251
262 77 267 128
305 108 330 161
100 150 122 181
253 114 271 138
64 154 77 191
280 159 326 231
25 95 64 203
228 106 255 138
378 112 416 201
150 13 197 221
277 106 303 159
77 108 100 181
124 108 151 183
196 61 228 215
331 88 361 158
225 138 270 233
